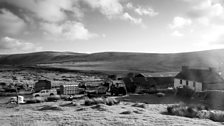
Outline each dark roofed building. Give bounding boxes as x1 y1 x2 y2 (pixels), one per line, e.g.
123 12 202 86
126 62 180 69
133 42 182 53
174 66 224 92
33 80 51 92
134 72 177 89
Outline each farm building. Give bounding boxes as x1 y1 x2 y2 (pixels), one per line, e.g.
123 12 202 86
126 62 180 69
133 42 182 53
135 72 177 89
33 80 51 92
105 79 125 87
174 66 224 92
123 73 157 93
107 74 124 80
122 72 177 92
59 85 85 95
51 81 79 88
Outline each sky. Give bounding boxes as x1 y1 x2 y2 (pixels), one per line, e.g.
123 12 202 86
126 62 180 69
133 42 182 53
0 0 224 54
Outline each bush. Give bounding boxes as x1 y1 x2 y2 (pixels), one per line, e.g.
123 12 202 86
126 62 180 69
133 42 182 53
47 95 61 102
167 104 209 118
210 110 224 122
196 110 211 119
165 104 224 122
105 97 119 106
25 97 46 104
84 97 119 106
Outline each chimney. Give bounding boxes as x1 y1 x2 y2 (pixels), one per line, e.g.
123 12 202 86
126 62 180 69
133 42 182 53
182 66 189 71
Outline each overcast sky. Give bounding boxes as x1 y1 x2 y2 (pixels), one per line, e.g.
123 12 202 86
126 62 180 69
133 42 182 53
0 0 224 54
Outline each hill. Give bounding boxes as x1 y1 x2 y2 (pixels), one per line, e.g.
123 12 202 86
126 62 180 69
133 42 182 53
1 49 224 73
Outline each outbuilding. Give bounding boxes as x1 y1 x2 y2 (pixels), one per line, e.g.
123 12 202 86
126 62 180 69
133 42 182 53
33 80 51 92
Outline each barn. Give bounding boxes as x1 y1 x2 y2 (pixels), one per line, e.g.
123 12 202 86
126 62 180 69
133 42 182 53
135 72 177 89
123 73 157 93
174 66 224 92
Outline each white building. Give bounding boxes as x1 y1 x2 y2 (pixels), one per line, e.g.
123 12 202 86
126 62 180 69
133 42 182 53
174 66 224 92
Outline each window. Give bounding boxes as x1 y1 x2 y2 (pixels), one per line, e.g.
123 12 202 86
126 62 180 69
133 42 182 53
186 81 188 86
180 79 182 84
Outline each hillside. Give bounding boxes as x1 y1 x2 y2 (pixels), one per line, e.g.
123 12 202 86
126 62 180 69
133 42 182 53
1 49 224 73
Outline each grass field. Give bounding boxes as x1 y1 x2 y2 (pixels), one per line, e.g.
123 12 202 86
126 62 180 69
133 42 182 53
0 94 223 126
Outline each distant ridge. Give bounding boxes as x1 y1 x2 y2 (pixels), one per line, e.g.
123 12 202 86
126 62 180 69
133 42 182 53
1 49 224 72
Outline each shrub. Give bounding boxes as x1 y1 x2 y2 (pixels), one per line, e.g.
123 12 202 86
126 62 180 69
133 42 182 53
84 98 95 106
93 98 106 104
35 97 47 103
210 110 224 122
47 95 61 102
25 97 46 104
167 104 209 118
165 104 224 122
105 97 119 106
196 110 211 119
84 97 119 106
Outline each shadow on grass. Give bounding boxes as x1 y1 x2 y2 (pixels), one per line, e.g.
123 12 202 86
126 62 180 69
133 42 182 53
117 94 189 104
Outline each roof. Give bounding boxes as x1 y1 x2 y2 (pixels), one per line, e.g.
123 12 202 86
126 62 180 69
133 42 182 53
175 68 224 84
135 72 178 78
37 80 51 83
110 80 124 84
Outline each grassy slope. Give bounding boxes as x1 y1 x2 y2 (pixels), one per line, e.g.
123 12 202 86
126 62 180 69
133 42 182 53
1 49 224 72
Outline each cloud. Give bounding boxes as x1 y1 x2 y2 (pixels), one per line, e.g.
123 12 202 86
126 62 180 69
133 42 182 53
176 0 224 45
171 31 184 37
0 9 25 35
126 2 158 17
82 0 123 19
41 21 98 41
169 17 192 29
182 0 224 23
122 12 143 25
1 0 83 23
126 2 133 9
135 7 158 16
0 37 42 53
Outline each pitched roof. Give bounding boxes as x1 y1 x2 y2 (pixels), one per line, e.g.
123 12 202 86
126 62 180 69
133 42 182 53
175 68 224 84
135 72 178 78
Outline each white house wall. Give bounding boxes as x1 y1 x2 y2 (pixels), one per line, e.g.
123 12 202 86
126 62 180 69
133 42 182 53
195 82 202 92
174 78 202 92
188 81 194 90
174 79 181 88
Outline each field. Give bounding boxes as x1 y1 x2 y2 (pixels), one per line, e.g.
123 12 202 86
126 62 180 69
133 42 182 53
0 66 224 126
0 94 223 126
0 66 105 90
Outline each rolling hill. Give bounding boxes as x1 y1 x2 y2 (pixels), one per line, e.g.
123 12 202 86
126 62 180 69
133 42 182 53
1 49 224 73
